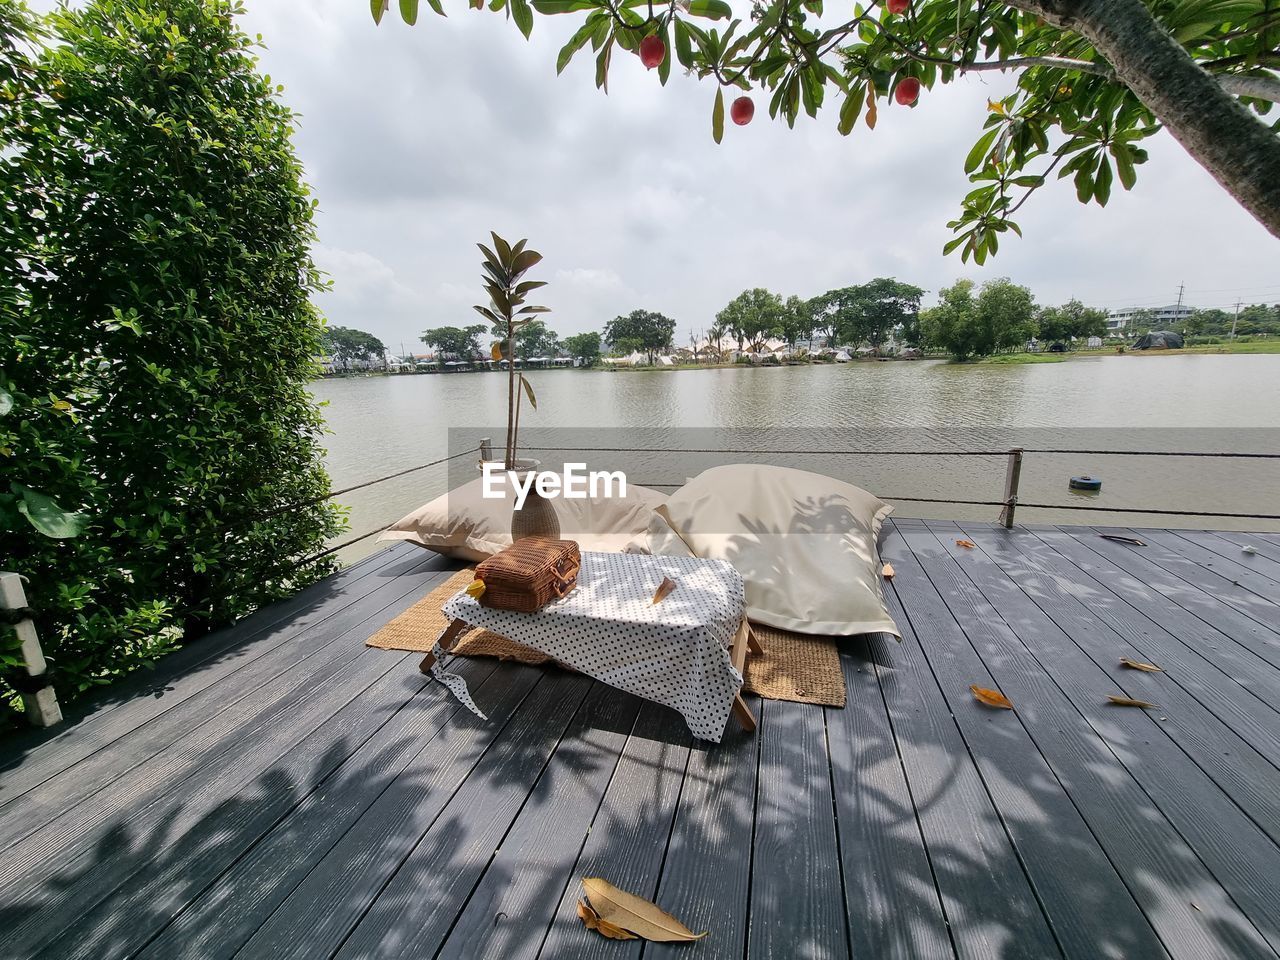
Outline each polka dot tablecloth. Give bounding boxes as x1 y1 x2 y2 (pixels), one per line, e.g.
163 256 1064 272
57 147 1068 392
440 551 747 742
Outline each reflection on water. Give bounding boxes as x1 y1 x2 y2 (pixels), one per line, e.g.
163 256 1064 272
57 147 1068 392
312 355 1280 562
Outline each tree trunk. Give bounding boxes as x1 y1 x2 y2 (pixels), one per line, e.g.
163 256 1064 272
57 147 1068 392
1014 0 1280 240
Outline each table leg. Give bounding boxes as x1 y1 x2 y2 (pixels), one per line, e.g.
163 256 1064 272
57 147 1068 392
729 619 757 732
746 626 764 655
419 618 468 673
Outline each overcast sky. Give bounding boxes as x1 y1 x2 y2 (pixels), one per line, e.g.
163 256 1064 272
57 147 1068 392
36 1 1280 348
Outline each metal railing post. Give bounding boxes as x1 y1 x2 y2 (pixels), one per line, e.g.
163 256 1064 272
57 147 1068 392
1 572 62 728
1000 447 1024 528
479 437 493 463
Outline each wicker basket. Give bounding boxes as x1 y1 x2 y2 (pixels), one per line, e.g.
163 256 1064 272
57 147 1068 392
474 537 581 613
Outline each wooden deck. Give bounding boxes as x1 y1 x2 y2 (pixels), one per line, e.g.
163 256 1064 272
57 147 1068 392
3 520 1280 960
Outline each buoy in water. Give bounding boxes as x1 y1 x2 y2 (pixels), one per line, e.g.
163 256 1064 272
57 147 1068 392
1069 475 1102 491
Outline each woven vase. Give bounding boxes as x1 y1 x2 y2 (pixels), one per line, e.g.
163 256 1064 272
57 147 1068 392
511 483 561 541
481 458 561 542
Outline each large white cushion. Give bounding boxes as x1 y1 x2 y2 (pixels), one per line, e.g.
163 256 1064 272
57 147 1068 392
380 477 668 562
642 464 898 637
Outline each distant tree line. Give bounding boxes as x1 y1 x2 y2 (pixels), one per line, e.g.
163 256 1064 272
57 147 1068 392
1184 304 1280 339
321 325 386 368
416 278 1124 367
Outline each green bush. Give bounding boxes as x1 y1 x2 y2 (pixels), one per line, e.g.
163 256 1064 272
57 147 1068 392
0 0 343 716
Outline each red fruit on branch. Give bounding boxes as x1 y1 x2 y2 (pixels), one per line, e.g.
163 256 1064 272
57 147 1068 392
886 0 910 13
639 35 665 70
730 96 755 125
895 76 921 105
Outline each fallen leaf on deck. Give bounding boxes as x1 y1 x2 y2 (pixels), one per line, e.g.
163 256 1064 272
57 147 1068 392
1107 695 1158 708
970 685 1013 709
577 900 637 940
1119 657 1162 672
582 877 707 942
1100 534 1145 546
882 562 895 579
651 576 677 605
956 539 976 549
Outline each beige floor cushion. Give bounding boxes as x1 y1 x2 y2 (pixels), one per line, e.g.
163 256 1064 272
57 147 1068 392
641 463 899 637
380 477 668 562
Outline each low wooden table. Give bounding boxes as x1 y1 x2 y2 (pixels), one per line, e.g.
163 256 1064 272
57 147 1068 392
421 551 762 742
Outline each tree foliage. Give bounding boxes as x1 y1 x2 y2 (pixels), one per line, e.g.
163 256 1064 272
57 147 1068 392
420 323 487 359
814 278 924 350
716 288 785 351
376 0 1280 251
1035 298 1107 343
919 277 1037 358
1 0 344 711
563 330 603 365
604 309 676 361
491 318 560 359
323 325 387 365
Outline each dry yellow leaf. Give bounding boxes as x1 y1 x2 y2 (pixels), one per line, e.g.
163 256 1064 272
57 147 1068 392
490 342 503 362
956 539 976 549
582 877 707 942
882 562 895 579
651 576 677 605
1108 695 1158 708
1119 657 1162 672
577 901 637 941
465 579 486 599
970 685 1014 709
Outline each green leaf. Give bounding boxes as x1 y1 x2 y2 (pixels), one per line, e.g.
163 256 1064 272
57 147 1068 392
426 0 445 15
0 386 13 417
837 83 864 136
520 375 538 410
688 0 732 20
399 0 419 25
658 20 672 85
964 127 1000 174
12 484 88 540
595 36 613 91
557 19 598 73
531 0 597 10
1093 158 1113 205
371 0 387 24
510 0 534 38
712 87 724 144
674 19 693 68
1113 145 1137 190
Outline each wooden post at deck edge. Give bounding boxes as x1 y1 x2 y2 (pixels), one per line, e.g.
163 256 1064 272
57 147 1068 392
1000 447 1024 529
1 572 63 728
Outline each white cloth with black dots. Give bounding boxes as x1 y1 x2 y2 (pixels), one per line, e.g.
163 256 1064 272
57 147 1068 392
440 551 747 742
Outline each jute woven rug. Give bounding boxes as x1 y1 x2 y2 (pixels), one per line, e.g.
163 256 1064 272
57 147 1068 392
367 566 846 708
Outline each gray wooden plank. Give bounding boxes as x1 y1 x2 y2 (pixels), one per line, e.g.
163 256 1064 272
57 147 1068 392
888 527 1169 960
30 651 485 960
1172 530 1280 587
746 698 850 960
0 543 412 771
1031 527 1280 710
824 638 954 960
141 659 532 960
0 544 436 806
870 524 1062 960
1213 530 1280 566
537 702 693 960
3 640 411 959
434 683 644 960
928 522 1280 957
330 671 595 960
646 701 762 960
956 522 1280 840
0 556 450 866
1059 527 1280 671
229 664 557 960
1112 528 1280 626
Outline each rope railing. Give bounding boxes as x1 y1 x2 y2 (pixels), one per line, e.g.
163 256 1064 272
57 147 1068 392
295 440 1278 565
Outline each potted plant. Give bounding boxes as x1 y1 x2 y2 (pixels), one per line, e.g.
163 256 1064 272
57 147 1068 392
473 232 559 539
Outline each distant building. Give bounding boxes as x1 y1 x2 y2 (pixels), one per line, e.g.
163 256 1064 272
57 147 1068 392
1106 304 1194 335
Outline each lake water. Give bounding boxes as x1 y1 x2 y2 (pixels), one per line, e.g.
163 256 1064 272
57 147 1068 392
311 355 1280 563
